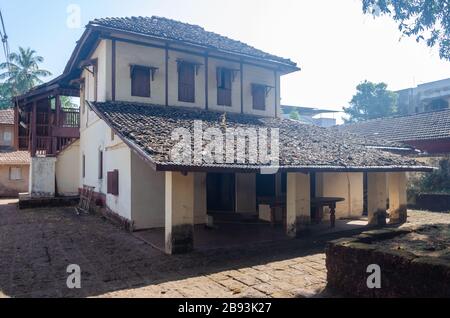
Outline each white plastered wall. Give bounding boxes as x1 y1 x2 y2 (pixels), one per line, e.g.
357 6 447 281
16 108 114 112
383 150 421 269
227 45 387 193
242 64 277 117
115 41 166 105
316 172 364 219
109 35 283 117
56 139 80 196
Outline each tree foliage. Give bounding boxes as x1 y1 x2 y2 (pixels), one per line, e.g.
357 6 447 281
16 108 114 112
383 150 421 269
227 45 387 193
0 47 52 108
344 80 398 123
419 158 450 193
289 110 300 120
362 0 450 61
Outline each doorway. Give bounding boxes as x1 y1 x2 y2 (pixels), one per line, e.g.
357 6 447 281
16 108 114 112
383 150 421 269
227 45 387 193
207 173 236 212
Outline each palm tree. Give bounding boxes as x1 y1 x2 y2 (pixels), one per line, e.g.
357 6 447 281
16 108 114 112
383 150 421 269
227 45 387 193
0 47 52 99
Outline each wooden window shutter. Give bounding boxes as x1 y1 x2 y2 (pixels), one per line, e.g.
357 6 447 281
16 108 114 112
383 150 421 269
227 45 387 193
107 170 119 196
131 66 151 97
217 68 232 106
252 84 266 110
178 63 195 103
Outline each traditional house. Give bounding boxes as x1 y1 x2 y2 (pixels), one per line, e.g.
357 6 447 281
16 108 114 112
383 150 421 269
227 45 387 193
338 109 450 155
0 108 30 197
15 16 433 254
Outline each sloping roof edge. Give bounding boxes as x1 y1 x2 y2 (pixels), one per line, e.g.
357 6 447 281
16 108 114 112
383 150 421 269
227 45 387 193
86 101 434 173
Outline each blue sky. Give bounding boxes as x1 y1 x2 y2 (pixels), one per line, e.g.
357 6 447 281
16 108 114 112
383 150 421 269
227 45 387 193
2 0 450 119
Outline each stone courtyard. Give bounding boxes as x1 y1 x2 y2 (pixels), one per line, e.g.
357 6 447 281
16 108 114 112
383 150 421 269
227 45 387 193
0 198 449 298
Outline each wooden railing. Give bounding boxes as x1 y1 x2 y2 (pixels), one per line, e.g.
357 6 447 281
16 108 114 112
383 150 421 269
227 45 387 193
35 136 52 155
59 108 80 128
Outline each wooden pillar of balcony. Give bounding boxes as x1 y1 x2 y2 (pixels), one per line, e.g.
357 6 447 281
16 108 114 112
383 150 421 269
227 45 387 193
52 95 61 155
14 105 19 150
31 102 37 157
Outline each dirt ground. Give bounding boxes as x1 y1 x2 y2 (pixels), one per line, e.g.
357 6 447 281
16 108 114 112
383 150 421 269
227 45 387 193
0 199 449 298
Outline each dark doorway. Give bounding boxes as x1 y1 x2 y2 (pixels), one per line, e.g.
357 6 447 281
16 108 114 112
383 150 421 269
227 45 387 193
207 173 235 212
256 174 276 198
363 172 368 216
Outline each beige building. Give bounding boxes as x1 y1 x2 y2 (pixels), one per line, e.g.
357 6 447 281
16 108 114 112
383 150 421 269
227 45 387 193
0 109 30 197
16 16 433 254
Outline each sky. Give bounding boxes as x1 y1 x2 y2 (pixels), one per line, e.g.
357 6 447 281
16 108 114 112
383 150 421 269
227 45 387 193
1 0 450 122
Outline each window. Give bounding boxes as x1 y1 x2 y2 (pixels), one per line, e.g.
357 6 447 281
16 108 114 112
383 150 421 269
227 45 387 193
3 131 12 143
81 80 86 114
9 167 22 181
131 65 151 97
93 63 98 102
82 154 86 178
252 84 266 110
217 68 232 106
107 170 119 196
98 150 103 180
178 62 195 103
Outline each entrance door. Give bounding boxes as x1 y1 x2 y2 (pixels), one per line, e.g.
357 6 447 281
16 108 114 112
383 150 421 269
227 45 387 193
207 173 236 212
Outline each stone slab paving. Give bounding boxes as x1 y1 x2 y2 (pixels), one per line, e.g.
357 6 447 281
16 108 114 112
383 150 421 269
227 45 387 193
0 199 448 298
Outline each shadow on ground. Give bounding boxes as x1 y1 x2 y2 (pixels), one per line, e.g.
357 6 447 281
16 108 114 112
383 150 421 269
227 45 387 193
0 200 373 298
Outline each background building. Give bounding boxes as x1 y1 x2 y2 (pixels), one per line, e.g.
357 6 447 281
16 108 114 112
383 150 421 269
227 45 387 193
397 78 450 115
0 109 30 197
281 105 339 127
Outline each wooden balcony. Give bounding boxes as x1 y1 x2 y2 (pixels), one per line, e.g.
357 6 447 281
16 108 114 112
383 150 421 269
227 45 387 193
16 97 80 157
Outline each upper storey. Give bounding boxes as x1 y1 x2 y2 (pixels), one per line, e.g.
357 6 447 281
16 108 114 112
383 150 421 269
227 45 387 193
67 16 300 118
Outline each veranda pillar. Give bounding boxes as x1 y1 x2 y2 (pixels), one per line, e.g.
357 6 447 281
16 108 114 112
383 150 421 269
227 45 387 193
388 172 408 224
286 172 311 237
367 172 388 226
165 171 195 254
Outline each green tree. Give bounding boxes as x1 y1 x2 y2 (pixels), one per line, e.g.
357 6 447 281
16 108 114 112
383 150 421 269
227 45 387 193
362 0 450 61
289 110 300 120
419 159 450 193
0 83 13 109
60 96 78 109
344 80 398 123
0 47 52 107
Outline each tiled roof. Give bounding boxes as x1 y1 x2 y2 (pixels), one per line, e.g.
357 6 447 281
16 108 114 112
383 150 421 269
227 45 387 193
0 148 30 165
0 108 14 125
338 109 450 142
89 16 297 67
89 101 431 172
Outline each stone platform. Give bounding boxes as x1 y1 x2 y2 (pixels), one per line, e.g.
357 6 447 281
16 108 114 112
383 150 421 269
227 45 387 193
326 224 450 297
18 193 79 209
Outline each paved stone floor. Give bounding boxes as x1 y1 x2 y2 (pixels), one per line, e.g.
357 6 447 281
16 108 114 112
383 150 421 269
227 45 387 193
0 199 448 298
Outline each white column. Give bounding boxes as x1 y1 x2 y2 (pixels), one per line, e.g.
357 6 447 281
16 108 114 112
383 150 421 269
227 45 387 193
367 172 388 226
165 171 195 254
388 172 408 224
286 172 310 237
235 173 256 214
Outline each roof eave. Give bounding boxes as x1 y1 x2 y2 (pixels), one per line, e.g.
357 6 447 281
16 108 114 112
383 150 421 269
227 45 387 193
154 163 435 173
